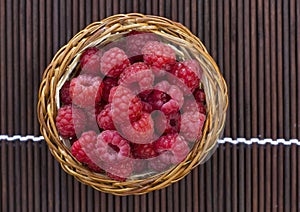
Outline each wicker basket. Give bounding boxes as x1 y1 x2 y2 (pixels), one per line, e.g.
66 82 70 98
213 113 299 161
37 13 228 195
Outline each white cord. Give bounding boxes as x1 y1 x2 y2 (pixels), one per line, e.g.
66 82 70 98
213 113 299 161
0 135 299 145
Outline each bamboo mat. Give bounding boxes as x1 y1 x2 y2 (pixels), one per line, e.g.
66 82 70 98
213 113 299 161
0 0 299 211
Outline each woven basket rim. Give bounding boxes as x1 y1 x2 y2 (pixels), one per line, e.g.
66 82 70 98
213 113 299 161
37 13 228 196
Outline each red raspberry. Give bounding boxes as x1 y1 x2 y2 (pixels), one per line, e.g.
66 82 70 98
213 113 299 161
142 41 176 76
131 142 158 159
183 59 203 80
193 88 206 103
146 90 170 110
119 62 154 91
141 101 153 113
84 102 104 132
120 112 154 144
148 152 172 172
109 86 143 123
154 133 190 164
158 112 181 135
155 80 184 109
95 130 133 179
69 74 102 108
180 111 206 142
169 61 201 92
161 99 179 115
100 47 130 78
101 77 118 103
96 104 115 130
126 31 159 58
80 47 102 75
56 105 87 138
59 81 72 105
71 131 102 173
181 98 206 114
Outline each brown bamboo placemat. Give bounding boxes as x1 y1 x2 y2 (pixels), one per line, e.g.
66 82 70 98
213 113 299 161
0 0 299 211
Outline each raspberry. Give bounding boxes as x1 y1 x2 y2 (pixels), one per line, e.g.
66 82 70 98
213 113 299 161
146 90 170 110
181 98 206 114
71 131 102 173
96 130 131 162
109 86 143 123
56 105 87 138
154 133 190 164
155 80 184 109
119 62 154 91
193 88 206 103
95 130 133 179
120 112 154 144
80 47 102 75
169 62 201 92
101 77 118 103
183 59 203 80
180 111 206 142
100 47 130 78
131 142 158 159
161 99 179 115
96 104 115 130
153 111 181 135
126 31 159 58
59 81 72 105
142 41 176 76
141 101 153 113
84 102 104 132
69 74 102 108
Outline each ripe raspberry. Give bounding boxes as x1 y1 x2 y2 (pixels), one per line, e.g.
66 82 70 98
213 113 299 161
180 111 206 142
69 74 102 108
71 131 102 173
59 81 72 105
56 105 87 138
153 111 181 135
100 47 130 78
109 86 143 123
95 130 133 179
146 90 170 110
181 98 206 114
131 142 158 159
84 102 104 132
161 99 179 115
96 104 115 130
120 112 154 144
169 61 201 92
141 101 153 113
155 80 184 108
193 88 206 103
126 31 159 58
80 47 102 75
101 77 118 103
154 133 190 164
183 59 203 80
142 41 176 76
119 62 154 91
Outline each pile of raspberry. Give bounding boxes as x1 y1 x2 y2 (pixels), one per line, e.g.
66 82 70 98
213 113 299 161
56 31 207 181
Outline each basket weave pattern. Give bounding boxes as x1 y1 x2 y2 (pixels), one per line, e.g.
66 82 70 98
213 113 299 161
38 13 228 195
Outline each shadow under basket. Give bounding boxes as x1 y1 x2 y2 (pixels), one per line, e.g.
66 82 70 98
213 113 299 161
37 13 228 196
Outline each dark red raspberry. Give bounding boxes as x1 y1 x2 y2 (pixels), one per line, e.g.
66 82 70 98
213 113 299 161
120 112 154 144
69 74 102 108
109 86 143 123
101 77 118 103
131 142 158 159
169 61 201 92
146 90 170 110
142 41 176 76
96 104 115 130
59 81 72 105
80 47 102 75
153 111 181 135
141 101 153 113
100 47 130 78
154 133 190 164
119 62 154 91
193 88 206 103
71 131 102 173
180 111 206 142
56 105 87 138
126 31 159 58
